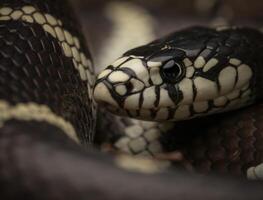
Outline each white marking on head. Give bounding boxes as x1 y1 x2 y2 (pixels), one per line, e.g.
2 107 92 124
183 58 193 67
147 61 162 68
194 56 206 68
218 66 237 95
203 58 218 72
158 88 174 107
120 58 150 86
236 64 253 88
108 71 130 83
97 69 112 79
142 87 156 109
149 67 163 85
94 82 118 107
186 66 195 78
124 93 140 109
130 78 144 93
178 78 194 104
194 77 218 101
229 58 241 66
112 56 130 68
115 85 127 96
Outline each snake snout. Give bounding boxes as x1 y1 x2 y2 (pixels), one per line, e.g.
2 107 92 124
94 77 145 108
94 61 147 110
93 80 119 107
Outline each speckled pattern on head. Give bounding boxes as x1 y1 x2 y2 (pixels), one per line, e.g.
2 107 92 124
94 27 263 121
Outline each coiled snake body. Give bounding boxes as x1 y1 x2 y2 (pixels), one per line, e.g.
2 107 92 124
1 0 263 199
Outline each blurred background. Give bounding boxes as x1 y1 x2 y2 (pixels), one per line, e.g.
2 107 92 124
69 0 263 71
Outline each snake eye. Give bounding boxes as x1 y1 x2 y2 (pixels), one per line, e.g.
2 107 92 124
161 60 184 83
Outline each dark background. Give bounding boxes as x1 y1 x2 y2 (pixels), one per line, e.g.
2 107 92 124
69 0 263 68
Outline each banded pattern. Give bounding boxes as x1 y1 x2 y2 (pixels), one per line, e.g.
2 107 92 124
0 3 94 142
0 101 78 142
0 5 94 84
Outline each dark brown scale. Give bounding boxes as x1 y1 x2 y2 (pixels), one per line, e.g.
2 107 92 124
160 104 263 177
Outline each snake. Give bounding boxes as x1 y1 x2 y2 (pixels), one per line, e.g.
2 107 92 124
1 0 263 199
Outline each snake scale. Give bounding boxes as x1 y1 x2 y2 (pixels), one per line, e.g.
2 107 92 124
1 0 263 199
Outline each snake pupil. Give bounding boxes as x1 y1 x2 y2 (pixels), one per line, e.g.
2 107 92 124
161 60 183 83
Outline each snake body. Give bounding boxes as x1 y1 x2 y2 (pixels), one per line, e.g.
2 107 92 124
1 0 263 199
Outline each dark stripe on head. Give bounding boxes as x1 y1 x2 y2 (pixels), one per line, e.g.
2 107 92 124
154 86 160 107
166 84 182 105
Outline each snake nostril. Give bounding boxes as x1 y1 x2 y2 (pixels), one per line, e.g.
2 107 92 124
126 82 133 93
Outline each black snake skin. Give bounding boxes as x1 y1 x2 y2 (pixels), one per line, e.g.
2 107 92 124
0 0 263 199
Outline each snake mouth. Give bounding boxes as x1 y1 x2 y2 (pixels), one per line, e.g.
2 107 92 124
95 79 253 122
102 85 253 122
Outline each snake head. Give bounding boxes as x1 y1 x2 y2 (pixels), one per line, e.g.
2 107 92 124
94 27 256 121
